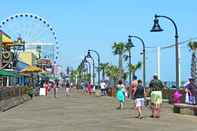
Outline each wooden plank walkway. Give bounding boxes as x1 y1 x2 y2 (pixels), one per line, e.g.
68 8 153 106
0 88 196 131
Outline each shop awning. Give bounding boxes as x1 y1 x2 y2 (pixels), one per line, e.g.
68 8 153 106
0 69 17 77
0 30 13 45
16 60 29 72
20 65 42 73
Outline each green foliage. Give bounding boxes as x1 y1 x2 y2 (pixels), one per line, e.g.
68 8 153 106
188 41 197 86
188 41 197 51
105 64 121 86
83 73 91 81
112 42 127 78
129 61 142 79
99 63 109 80
70 69 79 82
112 42 127 55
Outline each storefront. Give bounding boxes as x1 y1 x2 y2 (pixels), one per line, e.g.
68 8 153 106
0 69 18 87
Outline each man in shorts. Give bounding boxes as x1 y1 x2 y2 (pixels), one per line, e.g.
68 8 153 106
149 75 163 118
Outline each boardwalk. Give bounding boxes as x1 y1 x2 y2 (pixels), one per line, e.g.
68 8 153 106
0 89 196 131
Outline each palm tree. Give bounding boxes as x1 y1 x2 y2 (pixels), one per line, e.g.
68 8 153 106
188 41 197 86
70 69 80 85
129 62 142 80
123 71 128 82
99 63 109 80
105 65 121 87
123 42 132 61
112 42 127 78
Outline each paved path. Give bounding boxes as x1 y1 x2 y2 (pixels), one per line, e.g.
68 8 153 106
0 88 196 131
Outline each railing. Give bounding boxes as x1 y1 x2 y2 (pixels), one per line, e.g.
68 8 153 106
0 86 31 101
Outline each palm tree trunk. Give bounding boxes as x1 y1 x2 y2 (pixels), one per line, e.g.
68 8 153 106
118 54 122 69
118 54 123 79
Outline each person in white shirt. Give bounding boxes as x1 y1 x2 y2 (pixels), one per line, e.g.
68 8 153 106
100 80 107 96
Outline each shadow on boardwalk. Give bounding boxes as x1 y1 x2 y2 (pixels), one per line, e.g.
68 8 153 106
0 88 196 131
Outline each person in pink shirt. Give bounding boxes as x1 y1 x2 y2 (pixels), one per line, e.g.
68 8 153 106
130 76 138 98
87 81 93 95
43 80 49 96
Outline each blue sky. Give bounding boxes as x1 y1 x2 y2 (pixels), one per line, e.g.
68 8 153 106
0 0 196 82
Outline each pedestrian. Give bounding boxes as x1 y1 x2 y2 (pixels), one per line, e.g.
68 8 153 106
80 81 86 96
130 76 138 108
184 78 197 105
133 80 145 119
87 81 93 95
43 80 49 96
54 80 59 98
65 80 70 96
28 87 33 99
116 80 125 110
149 75 163 118
100 80 107 96
130 76 138 99
172 89 182 103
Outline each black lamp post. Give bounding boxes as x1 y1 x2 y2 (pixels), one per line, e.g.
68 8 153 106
150 14 180 88
88 49 101 87
127 35 135 87
129 35 146 87
84 56 91 74
86 51 95 87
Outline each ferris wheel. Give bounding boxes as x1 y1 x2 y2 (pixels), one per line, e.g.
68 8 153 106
0 13 59 64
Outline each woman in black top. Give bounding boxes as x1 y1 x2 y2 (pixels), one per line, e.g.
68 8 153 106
133 80 145 119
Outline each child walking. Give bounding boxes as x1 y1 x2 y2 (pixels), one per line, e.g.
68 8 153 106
133 80 145 119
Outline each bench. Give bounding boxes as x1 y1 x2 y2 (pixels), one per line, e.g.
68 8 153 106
173 103 197 116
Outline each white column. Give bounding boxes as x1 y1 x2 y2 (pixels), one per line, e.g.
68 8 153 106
156 47 161 79
179 45 181 86
6 76 9 87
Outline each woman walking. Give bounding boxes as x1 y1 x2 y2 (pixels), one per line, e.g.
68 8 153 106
116 80 125 110
87 81 93 95
133 80 145 119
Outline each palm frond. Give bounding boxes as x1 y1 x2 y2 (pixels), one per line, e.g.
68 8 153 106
188 41 197 51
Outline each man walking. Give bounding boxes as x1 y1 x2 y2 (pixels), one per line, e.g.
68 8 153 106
149 75 163 118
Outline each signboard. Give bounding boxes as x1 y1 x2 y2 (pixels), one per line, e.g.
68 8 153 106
39 88 46 96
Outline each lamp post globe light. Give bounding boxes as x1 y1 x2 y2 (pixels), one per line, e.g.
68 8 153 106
151 14 180 88
88 49 101 87
127 35 135 87
86 51 95 87
128 35 146 87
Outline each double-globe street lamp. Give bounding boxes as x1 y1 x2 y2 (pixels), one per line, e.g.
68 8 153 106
127 36 135 87
83 56 91 75
150 14 180 88
86 52 95 87
128 35 146 87
88 49 101 87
